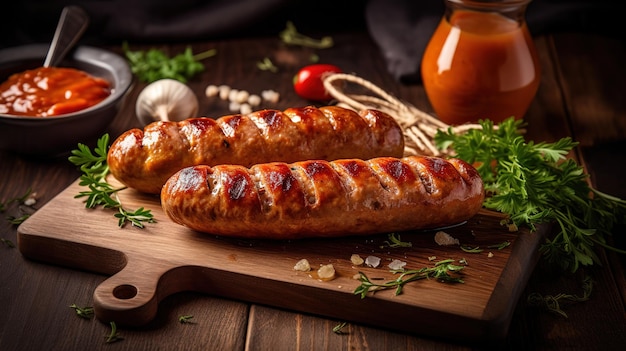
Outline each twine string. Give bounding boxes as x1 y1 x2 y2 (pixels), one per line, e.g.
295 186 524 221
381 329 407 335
323 73 486 157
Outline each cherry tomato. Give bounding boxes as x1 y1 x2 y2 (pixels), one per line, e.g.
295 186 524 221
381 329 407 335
293 64 342 101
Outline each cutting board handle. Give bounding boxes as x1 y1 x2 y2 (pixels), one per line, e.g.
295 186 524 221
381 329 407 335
93 257 172 326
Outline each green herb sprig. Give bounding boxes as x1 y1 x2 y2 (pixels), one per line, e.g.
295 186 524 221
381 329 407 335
1 188 36 225
332 322 348 334
257 57 278 72
123 42 216 83
1 238 15 248
354 259 465 298
69 304 94 319
279 21 333 49
380 233 412 248
105 321 123 343
68 134 155 228
527 275 593 318
178 315 195 324
435 118 626 272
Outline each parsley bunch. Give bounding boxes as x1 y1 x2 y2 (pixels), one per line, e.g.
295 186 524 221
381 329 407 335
435 118 626 272
68 134 155 228
123 42 216 83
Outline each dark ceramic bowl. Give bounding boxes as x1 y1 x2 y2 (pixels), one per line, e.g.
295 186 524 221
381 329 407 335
0 44 132 156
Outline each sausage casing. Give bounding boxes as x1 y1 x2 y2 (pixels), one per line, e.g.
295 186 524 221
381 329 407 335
161 156 485 239
107 106 404 194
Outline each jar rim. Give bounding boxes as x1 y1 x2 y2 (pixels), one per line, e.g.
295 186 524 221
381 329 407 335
446 0 533 7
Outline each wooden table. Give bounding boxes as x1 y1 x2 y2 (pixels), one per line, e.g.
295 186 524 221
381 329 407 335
1 29 625 350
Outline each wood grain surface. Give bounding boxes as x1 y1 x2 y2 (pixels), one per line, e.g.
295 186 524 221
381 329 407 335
17 177 546 342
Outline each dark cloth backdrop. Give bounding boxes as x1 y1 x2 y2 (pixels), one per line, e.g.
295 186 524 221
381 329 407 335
1 0 621 83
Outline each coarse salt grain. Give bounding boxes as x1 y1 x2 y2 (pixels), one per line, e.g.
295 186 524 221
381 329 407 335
434 231 460 246
388 259 406 271
364 255 381 268
350 254 364 266
317 264 336 281
293 259 311 272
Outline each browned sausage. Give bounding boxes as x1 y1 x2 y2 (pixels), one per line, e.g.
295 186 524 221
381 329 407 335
161 156 485 239
107 106 404 194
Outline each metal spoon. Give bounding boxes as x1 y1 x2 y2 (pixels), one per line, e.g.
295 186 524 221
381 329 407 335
43 6 90 67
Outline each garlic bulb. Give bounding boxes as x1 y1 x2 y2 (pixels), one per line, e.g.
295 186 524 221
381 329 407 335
135 79 199 126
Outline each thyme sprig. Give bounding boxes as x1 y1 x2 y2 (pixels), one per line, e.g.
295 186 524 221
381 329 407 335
354 259 465 298
1 188 36 225
489 241 511 250
380 233 412 248
105 322 123 343
461 245 483 253
279 21 333 49
435 118 626 272
460 241 511 253
332 322 348 334
69 304 94 319
1 238 15 248
68 134 156 228
178 315 195 324
527 275 593 318
0 188 32 211
257 57 278 72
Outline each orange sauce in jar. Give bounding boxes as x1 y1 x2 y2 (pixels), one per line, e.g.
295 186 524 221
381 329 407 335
421 9 540 125
0 67 111 117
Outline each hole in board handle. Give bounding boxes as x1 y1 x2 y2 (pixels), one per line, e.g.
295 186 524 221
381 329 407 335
113 284 138 300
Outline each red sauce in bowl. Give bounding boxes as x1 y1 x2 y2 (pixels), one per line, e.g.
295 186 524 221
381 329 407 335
0 66 111 117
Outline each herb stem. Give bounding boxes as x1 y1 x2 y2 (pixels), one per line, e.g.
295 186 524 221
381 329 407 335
192 49 217 61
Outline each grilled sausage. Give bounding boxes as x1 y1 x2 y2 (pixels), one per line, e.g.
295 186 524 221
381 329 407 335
161 156 485 239
107 106 404 194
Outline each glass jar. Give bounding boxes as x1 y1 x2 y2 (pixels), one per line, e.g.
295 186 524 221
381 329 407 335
421 0 540 125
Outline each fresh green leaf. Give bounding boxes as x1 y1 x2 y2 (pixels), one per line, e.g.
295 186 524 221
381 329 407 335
122 42 216 83
434 118 626 272
69 135 155 228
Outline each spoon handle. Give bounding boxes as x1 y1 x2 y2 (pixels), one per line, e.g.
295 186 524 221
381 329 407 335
43 6 90 67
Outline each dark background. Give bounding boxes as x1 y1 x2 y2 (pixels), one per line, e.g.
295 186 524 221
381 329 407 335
2 0 622 46
1 0 623 82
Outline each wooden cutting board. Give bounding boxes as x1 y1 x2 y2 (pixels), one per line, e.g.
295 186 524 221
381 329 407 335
17 177 546 342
